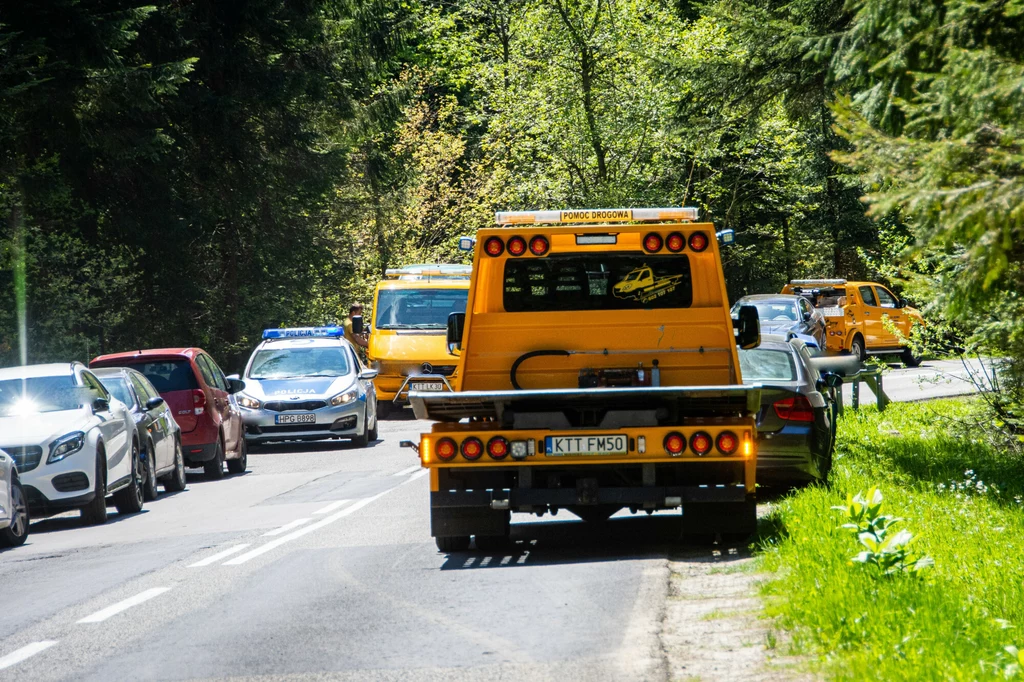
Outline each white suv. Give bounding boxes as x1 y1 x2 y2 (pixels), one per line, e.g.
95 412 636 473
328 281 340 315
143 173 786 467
0 362 144 525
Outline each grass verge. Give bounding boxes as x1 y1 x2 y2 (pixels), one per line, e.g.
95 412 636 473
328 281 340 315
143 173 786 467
758 397 1024 680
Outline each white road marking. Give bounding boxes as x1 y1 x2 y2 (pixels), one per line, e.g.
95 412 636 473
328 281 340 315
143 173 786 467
225 476 420 566
313 500 351 515
393 465 421 476
188 544 251 567
77 587 171 624
263 518 312 536
0 641 57 671
409 469 428 481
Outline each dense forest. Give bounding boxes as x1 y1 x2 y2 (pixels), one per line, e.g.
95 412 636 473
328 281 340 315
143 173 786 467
1 0 1021 431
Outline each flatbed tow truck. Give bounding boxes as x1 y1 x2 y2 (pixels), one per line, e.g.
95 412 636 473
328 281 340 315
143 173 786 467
403 207 761 551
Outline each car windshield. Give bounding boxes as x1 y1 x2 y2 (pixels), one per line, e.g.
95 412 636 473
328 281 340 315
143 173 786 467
375 289 468 329
0 376 91 415
739 349 797 381
740 301 800 322
118 360 198 393
248 347 351 379
98 376 134 407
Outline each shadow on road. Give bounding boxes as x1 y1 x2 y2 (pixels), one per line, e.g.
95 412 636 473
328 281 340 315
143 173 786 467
247 438 384 456
28 507 151 536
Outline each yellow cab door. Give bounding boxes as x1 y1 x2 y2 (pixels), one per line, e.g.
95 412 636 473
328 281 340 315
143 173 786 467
856 284 884 347
873 285 907 346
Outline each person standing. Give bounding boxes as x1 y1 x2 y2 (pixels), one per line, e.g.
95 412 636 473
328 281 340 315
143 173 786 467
343 303 369 350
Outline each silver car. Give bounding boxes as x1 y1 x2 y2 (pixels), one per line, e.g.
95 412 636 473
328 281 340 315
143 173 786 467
0 449 29 548
234 327 380 447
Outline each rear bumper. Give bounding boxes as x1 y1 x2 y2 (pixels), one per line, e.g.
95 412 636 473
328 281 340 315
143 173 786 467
182 442 218 465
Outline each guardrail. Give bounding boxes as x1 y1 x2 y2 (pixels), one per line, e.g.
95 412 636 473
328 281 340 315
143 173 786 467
836 366 889 414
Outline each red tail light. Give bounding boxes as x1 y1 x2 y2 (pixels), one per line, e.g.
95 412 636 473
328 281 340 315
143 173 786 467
663 432 686 456
688 231 709 252
690 431 712 456
507 236 527 256
716 431 738 455
773 396 815 422
461 437 483 461
484 237 504 257
529 235 549 256
643 232 663 252
192 389 207 415
487 436 509 460
435 438 457 461
665 232 685 253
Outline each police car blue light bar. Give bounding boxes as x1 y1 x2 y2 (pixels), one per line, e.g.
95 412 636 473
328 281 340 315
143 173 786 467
262 327 344 340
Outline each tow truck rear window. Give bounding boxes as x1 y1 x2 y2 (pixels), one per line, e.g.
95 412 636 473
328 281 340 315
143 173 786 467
503 254 692 312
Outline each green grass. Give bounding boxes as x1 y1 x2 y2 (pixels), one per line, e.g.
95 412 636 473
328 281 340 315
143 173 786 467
758 397 1024 680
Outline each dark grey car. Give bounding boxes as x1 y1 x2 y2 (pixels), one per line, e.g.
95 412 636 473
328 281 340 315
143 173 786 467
733 294 826 349
740 335 855 487
94 367 187 500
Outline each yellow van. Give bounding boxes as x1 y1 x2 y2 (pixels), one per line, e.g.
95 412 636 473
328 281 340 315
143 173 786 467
403 208 763 551
368 264 470 418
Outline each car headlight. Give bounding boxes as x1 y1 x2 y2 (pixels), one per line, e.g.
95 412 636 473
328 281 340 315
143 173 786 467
48 432 86 464
330 388 359 406
237 393 261 409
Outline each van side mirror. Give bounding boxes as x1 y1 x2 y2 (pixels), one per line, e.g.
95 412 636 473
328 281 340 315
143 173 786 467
898 298 908 308
447 312 466 354
734 305 760 349
351 315 364 335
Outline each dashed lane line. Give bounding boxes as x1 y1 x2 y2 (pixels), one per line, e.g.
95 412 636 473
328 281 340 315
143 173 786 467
0 641 57 671
313 500 351 515
263 518 312 537
188 544 251 567
77 587 172 624
393 465 421 476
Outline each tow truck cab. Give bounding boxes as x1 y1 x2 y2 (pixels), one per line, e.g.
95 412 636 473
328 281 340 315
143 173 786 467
409 208 761 551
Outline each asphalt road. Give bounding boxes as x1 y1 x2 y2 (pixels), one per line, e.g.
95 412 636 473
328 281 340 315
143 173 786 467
0 367 985 681
841 357 992 405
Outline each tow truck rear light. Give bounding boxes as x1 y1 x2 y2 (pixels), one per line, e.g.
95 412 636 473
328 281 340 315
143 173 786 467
192 390 207 416
487 436 509 460
688 231 709 252
484 237 504 257
665 232 685 252
773 396 815 422
507 236 527 256
461 437 483 461
716 431 739 455
663 432 686 456
529 235 550 256
643 232 663 252
435 438 457 461
690 431 712 456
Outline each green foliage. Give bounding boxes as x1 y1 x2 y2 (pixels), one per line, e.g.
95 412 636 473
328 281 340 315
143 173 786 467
833 487 934 576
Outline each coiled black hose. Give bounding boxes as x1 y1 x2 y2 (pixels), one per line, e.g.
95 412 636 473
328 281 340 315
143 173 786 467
509 349 570 390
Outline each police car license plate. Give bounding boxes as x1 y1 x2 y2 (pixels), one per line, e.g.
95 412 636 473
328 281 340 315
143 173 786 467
545 434 627 456
276 413 316 425
412 382 445 391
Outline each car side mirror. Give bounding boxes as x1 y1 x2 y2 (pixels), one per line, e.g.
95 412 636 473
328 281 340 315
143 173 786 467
145 396 165 410
807 354 862 377
733 305 760 349
816 372 843 391
358 369 378 380
92 397 110 413
803 311 812 321
447 312 466 354
226 373 240 381
227 378 245 394
898 298 908 308
351 315 364 335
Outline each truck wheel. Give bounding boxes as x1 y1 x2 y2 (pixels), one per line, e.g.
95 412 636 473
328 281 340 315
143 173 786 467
570 505 620 523
849 335 866 362
435 535 470 552
204 441 225 480
376 401 391 420
81 450 108 526
901 348 921 367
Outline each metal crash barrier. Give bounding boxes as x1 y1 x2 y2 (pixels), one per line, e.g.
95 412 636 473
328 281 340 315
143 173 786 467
837 366 889 414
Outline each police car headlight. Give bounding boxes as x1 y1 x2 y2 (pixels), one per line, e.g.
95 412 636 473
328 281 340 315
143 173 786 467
330 388 359 406
237 394 261 409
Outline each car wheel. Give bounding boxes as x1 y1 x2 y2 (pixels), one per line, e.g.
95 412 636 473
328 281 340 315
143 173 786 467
376 401 391 420
81 449 108 526
162 438 187 492
227 439 247 474
901 348 921 367
367 411 379 442
351 408 370 448
114 440 145 515
143 441 159 502
204 441 225 480
435 535 470 552
0 475 29 547
849 335 866 362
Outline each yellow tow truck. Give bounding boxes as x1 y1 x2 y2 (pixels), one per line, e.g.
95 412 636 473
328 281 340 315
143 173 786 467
402 207 762 551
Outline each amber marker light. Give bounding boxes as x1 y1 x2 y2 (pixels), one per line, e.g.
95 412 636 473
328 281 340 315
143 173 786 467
743 431 753 458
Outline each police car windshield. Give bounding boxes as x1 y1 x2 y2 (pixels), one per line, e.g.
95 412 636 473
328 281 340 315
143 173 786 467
375 289 468 329
249 348 351 380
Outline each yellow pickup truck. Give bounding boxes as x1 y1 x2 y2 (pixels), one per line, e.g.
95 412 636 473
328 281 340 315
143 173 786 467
403 207 763 551
781 279 924 366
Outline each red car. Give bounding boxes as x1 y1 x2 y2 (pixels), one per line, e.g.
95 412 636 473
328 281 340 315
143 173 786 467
90 348 246 480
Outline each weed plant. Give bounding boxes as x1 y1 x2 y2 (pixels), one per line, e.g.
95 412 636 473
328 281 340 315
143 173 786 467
758 397 1024 680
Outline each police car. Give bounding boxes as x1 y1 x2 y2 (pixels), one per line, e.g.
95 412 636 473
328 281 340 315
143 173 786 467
233 327 379 447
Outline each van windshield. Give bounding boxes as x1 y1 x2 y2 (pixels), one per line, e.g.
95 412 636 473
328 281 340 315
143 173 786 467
375 289 468 329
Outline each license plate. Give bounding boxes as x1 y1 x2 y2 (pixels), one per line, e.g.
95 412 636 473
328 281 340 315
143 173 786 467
412 382 445 391
545 434 628 456
275 413 316 424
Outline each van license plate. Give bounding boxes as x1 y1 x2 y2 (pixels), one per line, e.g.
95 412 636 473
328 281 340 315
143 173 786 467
276 413 316 424
412 382 445 391
545 435 628 456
